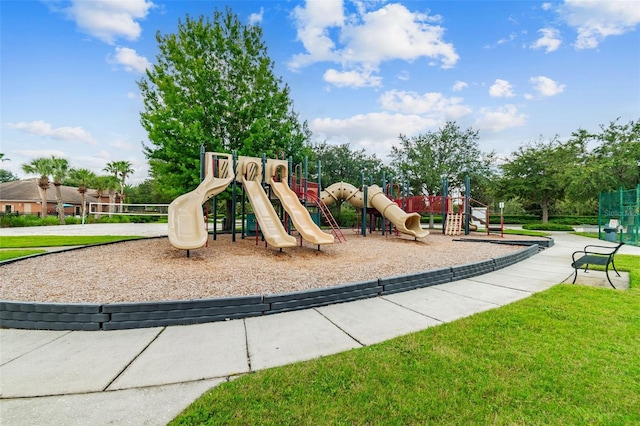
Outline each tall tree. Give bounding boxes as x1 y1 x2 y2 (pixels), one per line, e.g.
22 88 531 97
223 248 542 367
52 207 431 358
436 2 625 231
389 122 495 196
498 137 580 223
139 8 311 201
104 160 134 207
50 156 70 224
68 168 97 218
21 157 53 217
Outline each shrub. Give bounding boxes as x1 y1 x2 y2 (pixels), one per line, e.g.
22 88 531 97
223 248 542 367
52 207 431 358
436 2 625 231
523 223 575 231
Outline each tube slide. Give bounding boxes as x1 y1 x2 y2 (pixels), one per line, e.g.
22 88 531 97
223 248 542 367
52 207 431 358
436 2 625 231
270 178 334 245
168 152 233 250
367 185 429 239
243 179 297 248
321 182 429 239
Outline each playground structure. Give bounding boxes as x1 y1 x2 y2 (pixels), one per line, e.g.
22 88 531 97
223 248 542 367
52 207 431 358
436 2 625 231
168 151 503 253
168 151 438 253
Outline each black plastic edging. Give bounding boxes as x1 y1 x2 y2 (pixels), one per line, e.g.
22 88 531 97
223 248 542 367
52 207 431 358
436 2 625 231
0 243 542 331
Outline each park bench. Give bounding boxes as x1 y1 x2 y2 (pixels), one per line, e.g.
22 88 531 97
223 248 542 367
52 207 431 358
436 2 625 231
571 242 625 289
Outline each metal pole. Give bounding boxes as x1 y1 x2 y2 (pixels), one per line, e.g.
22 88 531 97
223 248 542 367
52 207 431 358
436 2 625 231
464 174 470 235
361 172 367 237
199 145 205 182
213 154 218 241
231 150 237 242
381 171 386 236
442 176 448 235
304 156 309 200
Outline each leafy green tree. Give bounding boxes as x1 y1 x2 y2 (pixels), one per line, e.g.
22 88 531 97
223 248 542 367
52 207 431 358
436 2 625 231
50 156 70 224
498 137 580 223
68 168 97 217
0 169 18 183
567 119 639 204
389 122 495 196
0 153 18 183
139 8 311 201
21 157 53 217
127 179 170 204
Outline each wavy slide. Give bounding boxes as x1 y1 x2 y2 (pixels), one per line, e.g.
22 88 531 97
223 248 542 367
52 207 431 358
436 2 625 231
270 178 334 246
243 179 297 248
168 152 233 250
321 182 429 239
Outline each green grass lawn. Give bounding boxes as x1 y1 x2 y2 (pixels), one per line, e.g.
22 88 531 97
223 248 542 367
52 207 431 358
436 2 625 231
572 231 600 239
0 249 47 261
0 235 144 248
0 236 145 261
171 256 640 426
503 229 550 237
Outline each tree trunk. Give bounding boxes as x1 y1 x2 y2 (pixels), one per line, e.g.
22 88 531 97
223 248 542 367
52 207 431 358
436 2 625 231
41 190 48 217
108 190 115 217
541 197 549 224
54 183 66 224
429 213 435 229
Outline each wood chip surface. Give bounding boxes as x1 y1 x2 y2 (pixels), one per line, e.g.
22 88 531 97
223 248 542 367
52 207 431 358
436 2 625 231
0 232 537 303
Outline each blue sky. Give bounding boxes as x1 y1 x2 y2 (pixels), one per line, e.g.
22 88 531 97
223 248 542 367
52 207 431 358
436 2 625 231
2 0 639 185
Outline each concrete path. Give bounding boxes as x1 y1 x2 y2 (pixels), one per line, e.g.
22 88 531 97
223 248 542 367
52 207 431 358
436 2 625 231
1 225 639 425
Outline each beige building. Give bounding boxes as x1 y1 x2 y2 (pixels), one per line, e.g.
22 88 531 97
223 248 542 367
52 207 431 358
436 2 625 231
0 178 117 216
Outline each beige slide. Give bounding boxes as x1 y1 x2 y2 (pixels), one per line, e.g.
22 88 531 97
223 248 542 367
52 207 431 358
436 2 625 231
367 185 429 239
168 152 233 250
270 178 334 246
242 179 297 248
321 182 429 239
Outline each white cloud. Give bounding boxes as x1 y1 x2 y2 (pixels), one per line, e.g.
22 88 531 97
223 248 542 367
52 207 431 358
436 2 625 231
249 7 264 26
112 139 134 151
475 105 527 132
109 47 150 73
379 90 471 119
530 76 566 96
452 80 468 91
397 70 410 81
489 79 515 98
323 68 382 87
542 3 553 11
310 112 438 158
63 0 154 44
5 121 98 145
290 1 458 87
339 4 458 68
289 0 345 68
560 0 640 49
531 28 562 52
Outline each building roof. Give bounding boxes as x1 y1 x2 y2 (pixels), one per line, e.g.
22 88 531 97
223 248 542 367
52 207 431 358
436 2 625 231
0 179 102 204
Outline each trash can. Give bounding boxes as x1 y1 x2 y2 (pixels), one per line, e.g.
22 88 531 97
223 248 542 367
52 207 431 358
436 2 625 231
603 226 617 242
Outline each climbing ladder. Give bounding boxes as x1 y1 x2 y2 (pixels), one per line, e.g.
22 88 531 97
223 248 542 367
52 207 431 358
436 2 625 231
445 212 463 236
304 192 346 243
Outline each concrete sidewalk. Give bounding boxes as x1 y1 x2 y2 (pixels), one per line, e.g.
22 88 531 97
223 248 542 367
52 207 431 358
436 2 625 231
1 226 638 425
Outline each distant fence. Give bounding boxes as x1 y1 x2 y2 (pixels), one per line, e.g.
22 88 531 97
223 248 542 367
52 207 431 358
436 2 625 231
89 203 170 216
599 185 640 247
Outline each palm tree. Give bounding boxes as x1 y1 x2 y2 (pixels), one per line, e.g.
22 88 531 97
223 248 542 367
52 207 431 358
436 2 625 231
92 176 108 219
95 175 120 217
21 157 53 217
104 160 134 208
50 156 70 224
68 168 97 218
